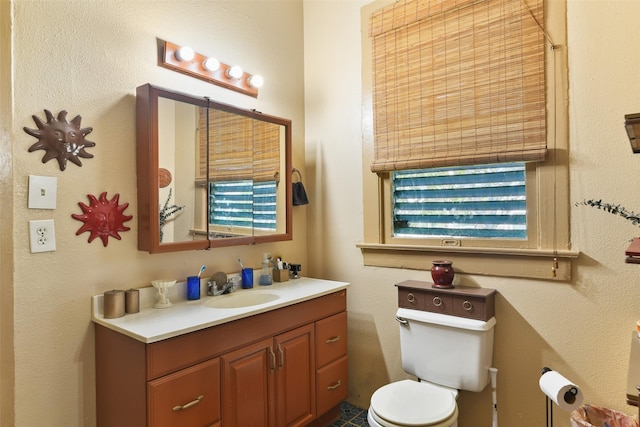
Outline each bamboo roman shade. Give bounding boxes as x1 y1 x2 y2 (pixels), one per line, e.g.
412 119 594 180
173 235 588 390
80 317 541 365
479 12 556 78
198 108 280 182
369 0 546 173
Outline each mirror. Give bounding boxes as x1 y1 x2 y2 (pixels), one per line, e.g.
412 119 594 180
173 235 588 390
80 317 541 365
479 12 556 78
136 83 292 253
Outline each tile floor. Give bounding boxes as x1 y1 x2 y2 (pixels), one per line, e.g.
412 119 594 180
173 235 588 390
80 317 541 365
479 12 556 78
327 401 370 427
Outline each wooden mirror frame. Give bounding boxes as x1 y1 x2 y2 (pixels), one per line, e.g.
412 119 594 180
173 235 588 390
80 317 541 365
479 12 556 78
136 83 292 253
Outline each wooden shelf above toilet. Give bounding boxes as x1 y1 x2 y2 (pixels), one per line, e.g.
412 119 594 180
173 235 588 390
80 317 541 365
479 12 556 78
395 281 496 321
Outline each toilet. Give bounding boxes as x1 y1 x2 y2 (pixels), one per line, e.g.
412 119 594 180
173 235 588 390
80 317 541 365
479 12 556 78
367 308 497 427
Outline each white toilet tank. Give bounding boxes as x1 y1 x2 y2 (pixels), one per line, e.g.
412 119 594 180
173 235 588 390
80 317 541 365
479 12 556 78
397 307 496 392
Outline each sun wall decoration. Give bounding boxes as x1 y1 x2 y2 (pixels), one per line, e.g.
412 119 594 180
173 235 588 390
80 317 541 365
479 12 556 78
23 109 95 171
72 192 132 247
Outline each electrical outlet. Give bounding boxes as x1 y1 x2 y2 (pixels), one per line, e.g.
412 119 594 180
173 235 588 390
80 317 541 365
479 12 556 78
29 219 56 253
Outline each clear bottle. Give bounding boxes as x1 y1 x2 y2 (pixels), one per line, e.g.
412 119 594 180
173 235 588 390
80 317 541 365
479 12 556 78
259 253 272 286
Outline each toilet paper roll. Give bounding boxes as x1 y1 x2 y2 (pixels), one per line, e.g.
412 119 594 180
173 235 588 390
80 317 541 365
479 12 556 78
539 370 583 411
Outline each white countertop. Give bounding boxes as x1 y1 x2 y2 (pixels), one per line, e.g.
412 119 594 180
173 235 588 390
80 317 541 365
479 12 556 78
91 277 349 344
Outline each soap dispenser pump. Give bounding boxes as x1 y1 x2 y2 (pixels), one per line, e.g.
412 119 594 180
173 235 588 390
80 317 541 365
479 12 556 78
259 253 273 286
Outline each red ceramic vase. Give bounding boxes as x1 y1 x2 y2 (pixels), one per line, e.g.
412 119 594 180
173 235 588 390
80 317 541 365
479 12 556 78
431 260 454 288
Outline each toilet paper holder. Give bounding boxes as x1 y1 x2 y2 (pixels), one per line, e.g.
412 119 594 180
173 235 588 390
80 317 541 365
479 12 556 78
540 367 583 427
541 367 579 404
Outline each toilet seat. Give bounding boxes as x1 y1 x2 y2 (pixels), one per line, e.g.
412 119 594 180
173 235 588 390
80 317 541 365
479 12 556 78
369 380 458 427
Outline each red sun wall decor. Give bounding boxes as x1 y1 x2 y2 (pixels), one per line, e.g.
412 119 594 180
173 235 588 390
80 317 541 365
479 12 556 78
72 192 132 247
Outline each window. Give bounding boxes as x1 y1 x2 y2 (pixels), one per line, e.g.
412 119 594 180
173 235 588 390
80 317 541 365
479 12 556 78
359 0 576 280
392 162 527 240
209 180 277 232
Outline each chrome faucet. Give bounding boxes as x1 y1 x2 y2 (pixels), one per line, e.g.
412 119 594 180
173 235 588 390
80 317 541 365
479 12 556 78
207 279 235 296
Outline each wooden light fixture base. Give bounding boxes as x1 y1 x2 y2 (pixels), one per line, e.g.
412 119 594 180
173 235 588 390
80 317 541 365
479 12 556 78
159 40 258 98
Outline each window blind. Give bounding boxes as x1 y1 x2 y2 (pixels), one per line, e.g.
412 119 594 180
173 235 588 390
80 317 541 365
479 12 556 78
369 0 546 173
393 162 527 239
209 180 277 231
198 108 280 182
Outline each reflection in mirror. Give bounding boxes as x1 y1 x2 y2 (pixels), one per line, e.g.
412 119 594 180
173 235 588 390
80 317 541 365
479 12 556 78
136 83 292 254
200 109 284 241
158 97 205 244
202 108 256 239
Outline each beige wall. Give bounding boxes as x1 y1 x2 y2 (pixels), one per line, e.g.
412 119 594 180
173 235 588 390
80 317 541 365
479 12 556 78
304 0 640 426
1 0 15 425
2 1 305 425
3 0 640 426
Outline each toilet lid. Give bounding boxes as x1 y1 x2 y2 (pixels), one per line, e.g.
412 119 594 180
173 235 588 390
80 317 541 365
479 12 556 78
370 380 456 426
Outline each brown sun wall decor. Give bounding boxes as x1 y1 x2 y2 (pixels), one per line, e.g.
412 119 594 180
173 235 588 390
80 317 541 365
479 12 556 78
71 192 132 247
23 109 95 171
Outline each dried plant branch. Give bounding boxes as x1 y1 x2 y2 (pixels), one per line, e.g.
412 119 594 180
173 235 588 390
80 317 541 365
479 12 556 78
159 188 185 242
575 199 640 227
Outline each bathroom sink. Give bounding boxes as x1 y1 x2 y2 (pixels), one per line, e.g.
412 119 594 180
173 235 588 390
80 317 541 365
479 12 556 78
205 290 282 309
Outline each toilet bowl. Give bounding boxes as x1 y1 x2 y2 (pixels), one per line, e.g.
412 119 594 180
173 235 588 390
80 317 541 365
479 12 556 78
367 379 459 427
368 306 496 427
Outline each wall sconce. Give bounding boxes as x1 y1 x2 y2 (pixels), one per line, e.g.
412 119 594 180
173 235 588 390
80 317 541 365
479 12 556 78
625 113 640 153
159 40 262 97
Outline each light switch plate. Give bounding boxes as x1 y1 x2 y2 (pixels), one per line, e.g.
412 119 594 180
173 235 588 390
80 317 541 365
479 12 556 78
28 175 57 209
29 219 56 253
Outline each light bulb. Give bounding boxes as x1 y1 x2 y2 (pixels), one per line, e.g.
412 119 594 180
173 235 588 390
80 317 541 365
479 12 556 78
248 75 264 89
175 46 195 62
227 65 243 79
202 57 220 72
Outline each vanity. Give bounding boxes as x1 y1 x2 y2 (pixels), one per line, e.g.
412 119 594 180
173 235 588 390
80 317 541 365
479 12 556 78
93 278 349 427
114 82 338 425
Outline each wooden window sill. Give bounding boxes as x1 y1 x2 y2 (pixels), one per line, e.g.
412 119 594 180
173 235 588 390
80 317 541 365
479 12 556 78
357 242 579 281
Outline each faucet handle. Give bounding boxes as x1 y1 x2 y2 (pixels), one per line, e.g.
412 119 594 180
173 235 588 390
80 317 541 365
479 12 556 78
207 280 224 296
207 278 237 296
222 279 236 294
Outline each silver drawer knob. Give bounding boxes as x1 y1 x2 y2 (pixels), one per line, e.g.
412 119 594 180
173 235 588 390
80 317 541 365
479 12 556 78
407 293 415 303
433 296 443 307
462 300 473 311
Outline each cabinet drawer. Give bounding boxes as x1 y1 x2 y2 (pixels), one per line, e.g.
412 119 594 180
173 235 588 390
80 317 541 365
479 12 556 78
316 356 348 415
398 288 426 310
423 291 452 315
148 358 220 427
316 312 347 367
451 295 489 320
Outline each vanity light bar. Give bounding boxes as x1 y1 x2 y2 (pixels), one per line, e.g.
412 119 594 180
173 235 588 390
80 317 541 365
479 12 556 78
160 40 261 98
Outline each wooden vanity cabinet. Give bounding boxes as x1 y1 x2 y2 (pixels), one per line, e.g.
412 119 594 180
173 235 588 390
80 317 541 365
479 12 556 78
95 290 347 427
221 324 316 427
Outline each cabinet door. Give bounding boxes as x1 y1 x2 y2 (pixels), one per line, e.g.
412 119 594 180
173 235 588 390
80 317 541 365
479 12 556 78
275 324 316 427
147 358 220 427
221 338 274 427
